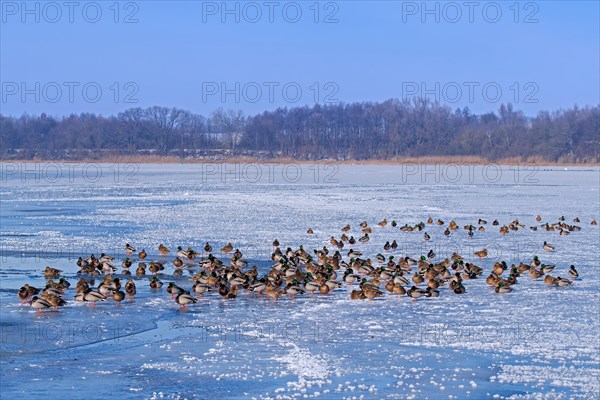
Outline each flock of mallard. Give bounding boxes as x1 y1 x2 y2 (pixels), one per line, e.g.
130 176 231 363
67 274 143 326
19 215 595 312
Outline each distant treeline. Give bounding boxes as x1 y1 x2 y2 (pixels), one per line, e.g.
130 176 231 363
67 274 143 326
1 99 598 162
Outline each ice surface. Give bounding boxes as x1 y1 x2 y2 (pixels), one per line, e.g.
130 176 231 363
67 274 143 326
1 163 599 399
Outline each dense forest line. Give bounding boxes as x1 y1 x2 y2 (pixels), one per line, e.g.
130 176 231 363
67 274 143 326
1 99 598 162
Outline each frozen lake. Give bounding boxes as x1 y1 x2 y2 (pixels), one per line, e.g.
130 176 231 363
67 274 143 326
1 162 599 399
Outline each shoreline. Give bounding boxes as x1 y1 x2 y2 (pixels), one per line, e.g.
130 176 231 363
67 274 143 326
1 156 599 167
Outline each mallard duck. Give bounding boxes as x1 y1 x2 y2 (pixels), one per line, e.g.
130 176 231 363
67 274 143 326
495 282 512 293
514 263 529 274
192 282 210 297
138 249 147 260
378 218 388 227
541 264 555 274
125 243 136 255
543 275 557 286
348 249 362 258
245 265 259 278
354 262 371 276
249 279 267 296
150 277 163 289
98 282 114 297
350 289 366 300
228 273 247 287
318 282 330 295
543 241 555 252
529 267 544 279
41 293 67 309
392 283 406 297
158 244 170 255
416 256 428 270
44 266 62 278
486 273 499 286
75 279 89 294
531 256 541 267
52 278 69 290
343 270 360 285
407 286 426 300
385 280 395 293
265 284 284 301
474 248 488 258
186 248 198 261
423 232 431 241
30 296 53 313
96 254 111 264
505 273 518 285
42 284 64 297
284 280 305 299
425 287 440 298
18 287 30 303
359 234 370 243
100 260 116 273
46 278 70 292
554 276 572 287
544 224 555 232
303 278 320 294
176 292 197 308
200 242 211 254
220 243 234 254
149 262 165 274
23 283 40 298
306 228 314 234
136 264 146 275
491 261 506 276
166 282 186 298
451 281 466 294
412 273 424 284
112 290 125 304
568 265 579 279
77 256 89 268
591 219 598 225
175 246 188 258
125 280 136 299
428 277 442 288
362 283 383 300
535 215 542 222
392 274 409 286
80 289 106 306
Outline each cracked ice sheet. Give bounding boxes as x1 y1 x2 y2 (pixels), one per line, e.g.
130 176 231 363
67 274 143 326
1 163 599 399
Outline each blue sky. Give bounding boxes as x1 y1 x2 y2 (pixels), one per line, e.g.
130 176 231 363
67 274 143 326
1 1 598 117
